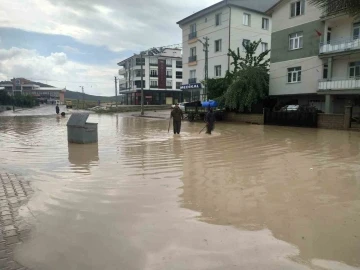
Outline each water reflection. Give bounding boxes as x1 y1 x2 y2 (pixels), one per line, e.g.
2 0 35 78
68 143 99 174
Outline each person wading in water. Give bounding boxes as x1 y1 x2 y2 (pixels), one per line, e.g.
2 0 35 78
205 108 215 135
55 104 60 115
170 103 183 134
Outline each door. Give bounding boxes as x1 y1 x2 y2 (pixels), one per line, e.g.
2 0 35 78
166 97 173 105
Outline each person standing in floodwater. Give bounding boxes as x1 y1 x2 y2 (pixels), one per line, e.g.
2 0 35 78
55 104 60 115
171 103 183 134
206 108 215 134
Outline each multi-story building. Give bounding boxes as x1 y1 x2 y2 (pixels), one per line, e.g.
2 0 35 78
117 48 183 105
0 78 66 104
268 0 360 115
177 0 277 101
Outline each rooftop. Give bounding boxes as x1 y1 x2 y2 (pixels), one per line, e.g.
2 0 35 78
177 0 279 25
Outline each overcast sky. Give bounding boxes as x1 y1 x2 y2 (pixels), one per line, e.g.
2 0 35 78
0 0 219 95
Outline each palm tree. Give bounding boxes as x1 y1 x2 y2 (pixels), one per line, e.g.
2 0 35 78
308 0 360 17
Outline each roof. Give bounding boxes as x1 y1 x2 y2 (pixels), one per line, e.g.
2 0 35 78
177 0 279 25
265 0 283 15
35 87 65 91
67 113 90 127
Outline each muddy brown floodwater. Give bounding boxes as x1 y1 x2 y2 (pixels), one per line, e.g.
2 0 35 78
0 113 359 270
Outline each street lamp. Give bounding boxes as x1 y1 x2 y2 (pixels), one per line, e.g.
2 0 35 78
197 37 209 101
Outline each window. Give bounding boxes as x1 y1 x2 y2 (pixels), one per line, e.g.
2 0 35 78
166 59 172 66
289 32 303 50
349 62 360 78
323 64 328 79
149 57 158 65
135 69 145 77
150 80 158 87
243 13 251 26
215 39 222 52
243 39 250 51
190 70 196 78
262 18 269 30
135 80 145 88
150 69 158 77
166 80 172 87
176 71 182 79
166 69 172 77
190 47 196 56
215 13 221 26
176 61 182 68
288 67 302 83
135 58 145 65
290 0 305 17
215 65 222 77
353 22 360 40
176 82 181 89
189 23 197 39
261 42 268 52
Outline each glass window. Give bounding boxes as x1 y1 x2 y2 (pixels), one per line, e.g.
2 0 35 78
289 32 303 50
150 69 158 77
215 65 221 77
243 13 251 26
190 23 196 33
135 58 145 65
291 0 305 17
150 80 158 87
323 64 328 79
190 47 196 56
243 39 250 51
190 70 196 78
262 18 269 30
176 82 181 89
176 71 182 79
353 22 360 40
166 80 172 87
287 67 302 83
166 59 172 66
215 13 221 26
215 39 222 52
176 61 182 68
166 69 172 77
261 42 268 52
349 62 360 78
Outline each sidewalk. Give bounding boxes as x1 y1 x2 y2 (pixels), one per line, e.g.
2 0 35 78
0 172 33 270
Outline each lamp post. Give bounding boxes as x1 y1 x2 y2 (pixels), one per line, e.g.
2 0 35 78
198 37 209 101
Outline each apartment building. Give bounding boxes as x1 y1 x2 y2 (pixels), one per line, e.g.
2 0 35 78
0 78 66 104
177 0 277 101
268 0 360 114
117 48 183 105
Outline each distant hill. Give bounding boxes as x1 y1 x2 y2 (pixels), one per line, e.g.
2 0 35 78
65 90 115 102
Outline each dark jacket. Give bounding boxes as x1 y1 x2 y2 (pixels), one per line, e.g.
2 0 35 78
171 107 183 122
206 111 215 125
56 105 60 114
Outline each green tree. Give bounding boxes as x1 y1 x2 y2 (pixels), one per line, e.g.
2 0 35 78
309 0 360 17
221 39 270 110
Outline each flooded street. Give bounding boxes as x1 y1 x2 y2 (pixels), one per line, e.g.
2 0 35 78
0 113 359 270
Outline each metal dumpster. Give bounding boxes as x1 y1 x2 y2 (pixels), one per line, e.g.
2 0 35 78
67 113 98 144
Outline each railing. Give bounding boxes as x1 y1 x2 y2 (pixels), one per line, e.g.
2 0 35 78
176 75 182 79
150 74 158 77
118 68 126 75
166 86 172 89
166 63 172 67
176 65 183 68
135 73 145 78
188 78 197 84
150 63 158 66
320 37 360 54
318 78 360 90
188 55 197 62
150 85 158 88
166 75 172 78
189 32 197 40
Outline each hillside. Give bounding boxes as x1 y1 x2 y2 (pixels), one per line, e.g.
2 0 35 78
64 90 115 102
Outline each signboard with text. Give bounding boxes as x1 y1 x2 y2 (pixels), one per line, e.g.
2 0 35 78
158 59 166 89
180 83 202 90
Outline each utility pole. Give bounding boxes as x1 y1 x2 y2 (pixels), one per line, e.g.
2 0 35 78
140 52 144 115
79 86 84 109
198 37 209 101
114 76 118 109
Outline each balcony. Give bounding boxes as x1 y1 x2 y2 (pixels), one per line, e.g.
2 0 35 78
118 68 126 75
166 75 172 78
150 74 158 78
320 37 360 55
150 62 158 66
189 32 197 40
150 85 158 88
166 86 172 89
176 76 183 79
188 78 197 84
319 78 360 90
188 55 197 63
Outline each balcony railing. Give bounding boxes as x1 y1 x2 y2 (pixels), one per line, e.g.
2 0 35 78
150 63 158 66
189 32 197 40
320 37 360 54
188 78 197 84
118 68 126 75
176 76 183 79
166 86 172 89
150 74 158 77
318 78 360 90
188 55 197 63
166 75 172 78
150 85 158 88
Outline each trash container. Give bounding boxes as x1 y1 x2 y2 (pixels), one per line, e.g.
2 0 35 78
67 113 98 144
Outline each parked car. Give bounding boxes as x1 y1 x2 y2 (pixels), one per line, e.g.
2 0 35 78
171 103 187 111
280 105 323 113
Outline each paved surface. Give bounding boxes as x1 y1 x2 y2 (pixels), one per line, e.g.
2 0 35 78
0 173 33 270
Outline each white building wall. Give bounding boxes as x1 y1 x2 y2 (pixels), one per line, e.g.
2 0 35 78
269 56 323 95
181 6 272 85
271 0 322 33
325 16 358 42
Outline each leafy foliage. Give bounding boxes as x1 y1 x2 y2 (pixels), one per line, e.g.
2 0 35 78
308 0 360 17
0 91 37 107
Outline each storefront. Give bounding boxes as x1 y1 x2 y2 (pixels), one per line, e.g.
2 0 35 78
180 83 204 102
120 90 183 105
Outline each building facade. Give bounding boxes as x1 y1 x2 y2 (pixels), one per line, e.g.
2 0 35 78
177 0 277 101
117 48 183 105
0 78 66 104
268 0 360 115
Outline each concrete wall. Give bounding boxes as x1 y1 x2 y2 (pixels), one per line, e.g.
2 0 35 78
325 16 359 42
272 0 322 33
225 112 264 124
331 52 360 79
317 113 345 129
269 56 323 95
